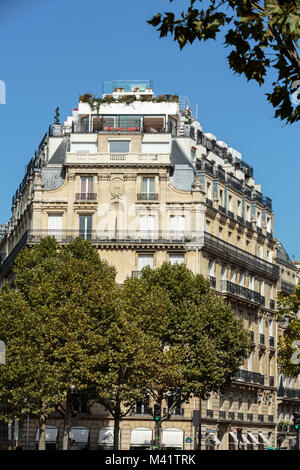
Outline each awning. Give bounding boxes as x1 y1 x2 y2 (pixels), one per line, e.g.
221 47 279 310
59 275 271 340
35 426 58 443
241 434 251 445
229 431 238 443
162 429 184 448
258 433 271 446
131 428 152 446
247 432 259 445
69 427 89 443
98 428 114 445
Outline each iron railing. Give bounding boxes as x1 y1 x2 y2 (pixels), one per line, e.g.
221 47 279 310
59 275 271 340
75 193 97 201
221 280 264 305
234 370 265 385
137 193 159 201
203 232 279 279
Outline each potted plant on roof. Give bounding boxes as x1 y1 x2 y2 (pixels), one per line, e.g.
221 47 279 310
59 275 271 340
52 107 62 136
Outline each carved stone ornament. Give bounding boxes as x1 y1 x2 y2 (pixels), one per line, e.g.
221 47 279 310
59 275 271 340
110 177 124 200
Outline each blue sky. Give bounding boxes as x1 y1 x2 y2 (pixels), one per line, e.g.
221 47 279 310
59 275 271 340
0 0 299 259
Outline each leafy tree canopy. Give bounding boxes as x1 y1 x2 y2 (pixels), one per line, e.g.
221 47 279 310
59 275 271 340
276 283 300 377
148 0 300 124
122 263 249 411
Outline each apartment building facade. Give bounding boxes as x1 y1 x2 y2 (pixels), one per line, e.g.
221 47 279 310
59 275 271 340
0 80 298 450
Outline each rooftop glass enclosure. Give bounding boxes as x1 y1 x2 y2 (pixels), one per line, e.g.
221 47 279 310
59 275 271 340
102 80 153 94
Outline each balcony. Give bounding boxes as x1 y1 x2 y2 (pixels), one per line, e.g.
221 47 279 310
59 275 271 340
203 232 279 280
218 205 226 214
221 280 264 305
280 280 295 294
196 157 214 175
206 198 213 208
234 370 265 386
65 152 171 166
278 387 300 400
227 210 234 219
137 193 158 201
75 193 97 201
226 173 243 193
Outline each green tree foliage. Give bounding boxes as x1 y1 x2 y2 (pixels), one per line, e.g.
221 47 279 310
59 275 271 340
148 0 300 124
276 283 300 377
122 262 249 448
0 237 118 450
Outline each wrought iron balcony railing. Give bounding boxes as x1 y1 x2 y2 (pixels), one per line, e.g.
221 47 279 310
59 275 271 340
75 193 97 201
203 232 279 279
234 370 265 386
278 387 300 399
137 193 159 201
221 280 264 305
280 280 296 294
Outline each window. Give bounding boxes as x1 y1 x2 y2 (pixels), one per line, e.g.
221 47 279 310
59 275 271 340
170 215 185 239
237 200 242 216
72 142 97 153
141 141 169 153
109 140 130 153
219 190 223 204
248 352 253 372
257 211 261 227
79 214 92 240
80 176 94 196
139 215 155 238
207 182 212 199
48 214 63 241
169 254 185 265
228 195 233 211
221 266 227 281
142 177 155 195
138 254 154 272
209 260 215 277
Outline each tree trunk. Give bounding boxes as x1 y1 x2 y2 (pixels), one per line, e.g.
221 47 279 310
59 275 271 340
38 414 46 450
62 391 72 450
113 415 120 450
154 398 163 450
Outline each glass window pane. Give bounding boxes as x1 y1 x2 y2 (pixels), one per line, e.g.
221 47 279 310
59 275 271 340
109 140 130 153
